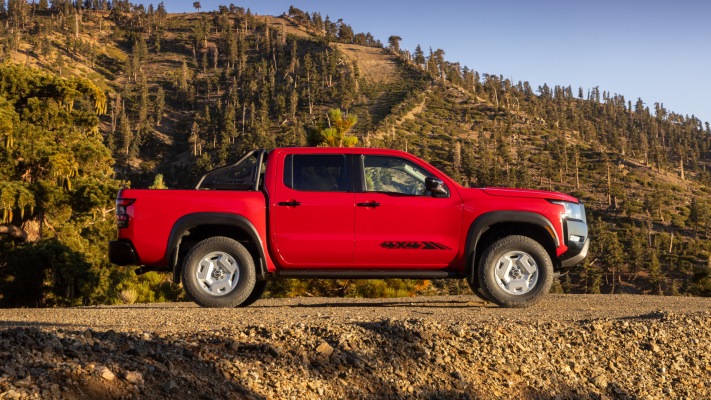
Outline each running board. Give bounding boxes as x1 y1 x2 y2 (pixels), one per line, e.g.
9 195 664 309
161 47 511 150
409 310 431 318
276 270 460 279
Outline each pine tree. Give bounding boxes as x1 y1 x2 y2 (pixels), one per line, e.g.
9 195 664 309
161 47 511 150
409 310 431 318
596 219 625 293
311 108 358 147
626 225 645 273
149 174 167 189
413 44 425 67
0 64 119 306
189 120 200 156
154 86 165 126
426 47 438 78
178 61 189 94
388 35 402 53
648 250 664 294
55 52 65 76
153 28 162 53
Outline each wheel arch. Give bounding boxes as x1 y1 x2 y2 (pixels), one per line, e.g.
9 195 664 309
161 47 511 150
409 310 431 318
166 213 267 284
465 211 559 285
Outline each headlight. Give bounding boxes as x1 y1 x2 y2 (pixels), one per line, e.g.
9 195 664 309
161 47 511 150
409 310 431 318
551 201 585 221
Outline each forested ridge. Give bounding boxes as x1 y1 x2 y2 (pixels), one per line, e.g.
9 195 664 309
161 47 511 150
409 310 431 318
0 1 709 307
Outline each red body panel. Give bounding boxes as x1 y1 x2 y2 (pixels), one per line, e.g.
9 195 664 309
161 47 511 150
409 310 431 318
480 187 577 202
116 147 578 275
459 188 569 257
272 189 356 267
116 189 275 271
352 191 462 268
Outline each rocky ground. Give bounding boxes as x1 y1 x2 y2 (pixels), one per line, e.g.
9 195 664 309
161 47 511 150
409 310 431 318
0 294 710 399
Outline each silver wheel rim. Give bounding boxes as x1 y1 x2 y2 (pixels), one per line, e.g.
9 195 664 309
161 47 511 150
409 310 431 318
195 251 240 296
494 251 539 295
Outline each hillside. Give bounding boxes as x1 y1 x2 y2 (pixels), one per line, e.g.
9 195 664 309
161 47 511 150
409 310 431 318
0 3 710 306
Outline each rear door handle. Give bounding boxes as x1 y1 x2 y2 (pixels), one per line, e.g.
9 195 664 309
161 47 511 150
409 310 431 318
278 200 301 207
357 201 381 207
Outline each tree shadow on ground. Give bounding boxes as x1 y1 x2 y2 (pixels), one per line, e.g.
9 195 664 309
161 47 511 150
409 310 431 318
349 319 640 400
0 326 263 400
0 317 643 400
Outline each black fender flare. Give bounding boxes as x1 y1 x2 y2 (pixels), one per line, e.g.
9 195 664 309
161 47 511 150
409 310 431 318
465 211 559 279
166 213 267 283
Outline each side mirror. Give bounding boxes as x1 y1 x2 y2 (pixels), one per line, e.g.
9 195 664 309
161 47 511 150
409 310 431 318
425 177 447 195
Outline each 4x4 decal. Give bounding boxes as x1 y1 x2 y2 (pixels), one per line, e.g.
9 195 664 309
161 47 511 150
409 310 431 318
380 241 451 250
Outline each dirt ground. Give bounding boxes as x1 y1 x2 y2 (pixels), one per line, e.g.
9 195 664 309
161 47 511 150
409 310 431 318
1 294 710 399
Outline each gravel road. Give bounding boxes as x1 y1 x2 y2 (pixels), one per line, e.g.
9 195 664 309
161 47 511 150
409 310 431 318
1 294 710 399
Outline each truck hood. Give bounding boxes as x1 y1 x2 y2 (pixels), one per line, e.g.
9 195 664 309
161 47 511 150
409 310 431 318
479 187 579 203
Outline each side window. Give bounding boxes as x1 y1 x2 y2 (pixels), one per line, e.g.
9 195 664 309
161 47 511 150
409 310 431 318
284 155 348 192
363 156 432 195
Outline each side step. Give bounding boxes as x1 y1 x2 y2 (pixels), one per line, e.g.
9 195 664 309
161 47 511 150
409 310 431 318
276 270 460 279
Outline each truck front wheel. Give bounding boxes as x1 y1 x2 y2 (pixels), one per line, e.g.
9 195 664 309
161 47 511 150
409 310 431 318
466 278 493 302
478 235 553 308
182 236 256 308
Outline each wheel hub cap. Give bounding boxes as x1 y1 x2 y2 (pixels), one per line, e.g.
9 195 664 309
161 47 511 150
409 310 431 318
195 251 240 296
494 251 538 295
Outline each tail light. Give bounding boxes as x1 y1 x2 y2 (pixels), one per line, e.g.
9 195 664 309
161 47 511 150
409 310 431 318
116 198 135 228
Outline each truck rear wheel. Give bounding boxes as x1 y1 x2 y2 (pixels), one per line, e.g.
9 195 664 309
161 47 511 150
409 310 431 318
182 236 256 308
236 279 267 307
478 235 553 308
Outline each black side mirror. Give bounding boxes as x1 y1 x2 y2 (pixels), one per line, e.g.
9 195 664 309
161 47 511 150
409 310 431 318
425 177 447 195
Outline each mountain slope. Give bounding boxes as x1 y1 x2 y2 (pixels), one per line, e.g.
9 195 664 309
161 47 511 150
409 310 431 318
0 4 710 304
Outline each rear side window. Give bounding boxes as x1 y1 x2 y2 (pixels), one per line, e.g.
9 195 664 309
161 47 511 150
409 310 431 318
284 155 348 192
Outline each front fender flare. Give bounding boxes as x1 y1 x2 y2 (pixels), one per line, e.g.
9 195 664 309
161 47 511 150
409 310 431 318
464 211 559 278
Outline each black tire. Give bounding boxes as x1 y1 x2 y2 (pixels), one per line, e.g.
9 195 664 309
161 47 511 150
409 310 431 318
236 279 267 308
182 236 256 308
478 235 553 308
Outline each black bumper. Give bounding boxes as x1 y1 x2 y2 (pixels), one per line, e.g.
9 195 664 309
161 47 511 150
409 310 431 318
108 240 139 266
559 217 590 268
561 237 590 268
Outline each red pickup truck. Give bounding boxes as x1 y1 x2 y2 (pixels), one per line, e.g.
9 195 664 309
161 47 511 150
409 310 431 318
109 147 588 308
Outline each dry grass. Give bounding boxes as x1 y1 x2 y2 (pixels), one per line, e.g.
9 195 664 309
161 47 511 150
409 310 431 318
337 44 399 84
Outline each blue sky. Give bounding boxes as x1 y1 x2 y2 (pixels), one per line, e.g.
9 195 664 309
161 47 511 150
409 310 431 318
168 1 711 124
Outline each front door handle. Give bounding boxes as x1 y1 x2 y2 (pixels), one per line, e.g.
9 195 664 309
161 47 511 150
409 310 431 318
278 200 301 207
357 201 381 207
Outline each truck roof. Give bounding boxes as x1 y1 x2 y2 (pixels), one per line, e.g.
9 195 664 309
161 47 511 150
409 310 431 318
269 147 415 156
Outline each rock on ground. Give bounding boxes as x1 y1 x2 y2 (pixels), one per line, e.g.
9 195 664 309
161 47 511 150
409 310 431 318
0 294 710 399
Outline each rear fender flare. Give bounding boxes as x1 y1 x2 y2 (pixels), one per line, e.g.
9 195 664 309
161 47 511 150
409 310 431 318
166 213 267 283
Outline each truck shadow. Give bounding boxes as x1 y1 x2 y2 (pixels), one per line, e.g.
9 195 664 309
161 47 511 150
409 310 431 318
256 297 491 309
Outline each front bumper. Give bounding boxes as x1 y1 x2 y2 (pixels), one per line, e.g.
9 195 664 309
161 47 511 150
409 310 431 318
559 216 590 268
561 236 590 268
109 240 139 266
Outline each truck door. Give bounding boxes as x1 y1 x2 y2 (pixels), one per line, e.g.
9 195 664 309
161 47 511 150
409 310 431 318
353 155 462 267
272 154 355 267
